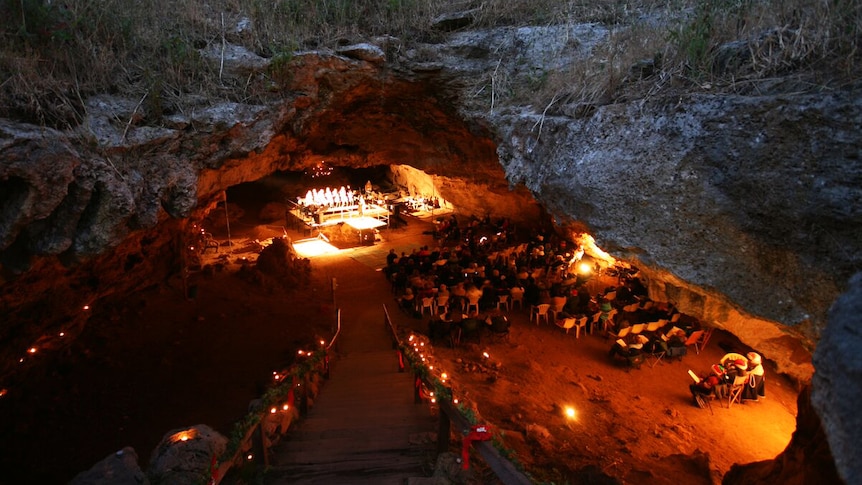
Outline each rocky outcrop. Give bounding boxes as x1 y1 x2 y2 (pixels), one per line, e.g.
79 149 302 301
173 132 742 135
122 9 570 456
147 425 227 485
722 385 843 485
491 90 862 380
811 272 862 484
69 447 149 485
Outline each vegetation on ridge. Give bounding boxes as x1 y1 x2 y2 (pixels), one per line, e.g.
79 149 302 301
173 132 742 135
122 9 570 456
1 0 859 128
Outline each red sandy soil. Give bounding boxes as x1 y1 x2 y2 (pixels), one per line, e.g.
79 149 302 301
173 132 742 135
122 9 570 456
0 212 799 485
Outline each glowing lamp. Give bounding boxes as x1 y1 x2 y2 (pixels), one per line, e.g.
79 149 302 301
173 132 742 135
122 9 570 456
270 407 277 414
453 398 459 404
0 389 8 398
247 453 253 460
578 263 592 275
441 373 448 380
319 340 325 346
170 429 197 443
59 332 65 337
83 305 90 311
565 406 577 420
482 352 490 359
28 347 37 354
282 404 289 411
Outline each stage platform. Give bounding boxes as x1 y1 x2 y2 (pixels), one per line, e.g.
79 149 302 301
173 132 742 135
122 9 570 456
288 203 390 230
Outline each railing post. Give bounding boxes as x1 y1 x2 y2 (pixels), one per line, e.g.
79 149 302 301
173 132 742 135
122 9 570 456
300 376 309 417
251 418 270 469
437 405 451 455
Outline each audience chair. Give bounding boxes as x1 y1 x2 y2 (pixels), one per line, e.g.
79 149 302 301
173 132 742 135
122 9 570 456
574 316 589 338
509 291 524 310
684 330 705 354
622 302 640 313
645 321 662 333
497 294 510 312
609 325 630 341
549 296 567 321
591 312 603 334
555 317 577 334
420 297 435 316
630 323 646 334
466 295 481 315
728 374 749 407
530 304 550 326
435 295 450 315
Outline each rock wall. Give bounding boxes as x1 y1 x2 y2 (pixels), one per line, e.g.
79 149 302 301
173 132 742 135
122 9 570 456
491 91 862 381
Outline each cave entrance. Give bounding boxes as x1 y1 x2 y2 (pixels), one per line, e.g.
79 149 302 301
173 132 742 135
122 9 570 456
207 164 454 256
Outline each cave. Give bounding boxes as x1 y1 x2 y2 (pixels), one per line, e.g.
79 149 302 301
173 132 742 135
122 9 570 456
0 17 859 485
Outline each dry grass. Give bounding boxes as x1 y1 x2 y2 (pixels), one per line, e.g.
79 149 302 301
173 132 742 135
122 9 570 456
1 0 859 127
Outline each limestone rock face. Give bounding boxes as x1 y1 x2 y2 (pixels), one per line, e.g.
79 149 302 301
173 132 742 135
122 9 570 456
491 91 862 379
812 272 862 484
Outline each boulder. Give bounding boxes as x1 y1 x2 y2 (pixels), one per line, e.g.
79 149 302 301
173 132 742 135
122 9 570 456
69 447 148 485
147 424 227 485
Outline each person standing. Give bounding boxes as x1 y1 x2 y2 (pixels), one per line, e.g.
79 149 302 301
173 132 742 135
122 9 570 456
743 352 766 401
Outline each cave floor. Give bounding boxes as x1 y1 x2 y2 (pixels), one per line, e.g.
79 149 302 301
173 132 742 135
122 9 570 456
0 212 799 485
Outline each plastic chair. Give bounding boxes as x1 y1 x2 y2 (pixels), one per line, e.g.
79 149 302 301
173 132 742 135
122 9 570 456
573 316 588 338
497 294 510 312
549 296 567 321
420 297 435 316
466 295 481 315
530 304 550 325
435 295 450 315
509 289 524 310
630 323 646 334
555 317 576 334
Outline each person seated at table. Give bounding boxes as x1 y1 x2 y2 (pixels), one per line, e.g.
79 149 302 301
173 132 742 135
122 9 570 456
609 333 647 358
437 283 450 299
743 352 766 401
723 358 749 382
689 372 722 405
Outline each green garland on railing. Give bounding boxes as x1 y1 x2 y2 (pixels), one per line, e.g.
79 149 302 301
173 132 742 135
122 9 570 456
397 335 531 479
215 346 328 471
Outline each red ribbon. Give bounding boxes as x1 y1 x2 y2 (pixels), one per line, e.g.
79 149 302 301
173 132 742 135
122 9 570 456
209 455 218 484
398 350 405 371
461 425 493 469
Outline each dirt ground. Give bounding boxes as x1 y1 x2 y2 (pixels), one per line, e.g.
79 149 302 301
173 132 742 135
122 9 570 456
0 206 799 485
